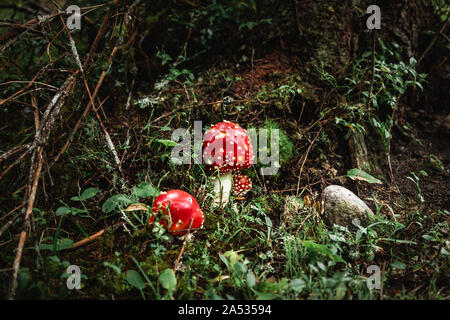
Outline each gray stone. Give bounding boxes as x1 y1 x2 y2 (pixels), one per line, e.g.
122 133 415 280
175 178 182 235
321 185 373 228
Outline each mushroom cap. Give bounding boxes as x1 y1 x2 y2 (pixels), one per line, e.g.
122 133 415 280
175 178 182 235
202 121 254 174
232 174 252 196
150 190 204 236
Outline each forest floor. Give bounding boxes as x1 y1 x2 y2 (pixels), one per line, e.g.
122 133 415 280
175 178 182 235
5 43 448 300
0 3 448 300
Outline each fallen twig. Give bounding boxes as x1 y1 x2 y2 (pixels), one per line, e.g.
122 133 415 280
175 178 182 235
72 222 125 249
0 143 33 165
6 67 77 299
61 15 124 179
7 147 43 299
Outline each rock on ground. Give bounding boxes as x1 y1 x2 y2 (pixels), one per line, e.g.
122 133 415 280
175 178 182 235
321 185 373 228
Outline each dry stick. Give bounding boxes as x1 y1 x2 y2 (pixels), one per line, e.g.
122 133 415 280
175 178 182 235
35 72 79 144
61 17 124 179
0 1 115 49
0 14 59 52
296 128 322 197
0 56 62 107
173 218 194 274
49 47 119 169
84 5 114 69
0 95 40 181
417 18 449 65
50 1 127 168
7 147 43 300
0 143 33 165
47 9 113 167
0 216 20 238
0 80 58 90
295 212 311 234
0 203 25 223
0 148 33 182
72 222 125 249
124 79 135 111
28 92 47 281
6 72 77 300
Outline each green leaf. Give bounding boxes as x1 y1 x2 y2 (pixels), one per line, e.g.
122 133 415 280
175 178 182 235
39 238 74 251
422 235 438 242
289 279 305 292
336 284 347 300
133 182 159 199
80 187 101 201
103 262 121 275
158 269 177 292
49 256 60 263
57 238 74 250
346 168 382 184
219 254 230 269
126 270 146 290
302 241 345 263
157 139 178 147
254 290 279 300
56 206 71 216
246 272 256 288
223 250 240 269
102 194 133 213
69 207 88 215
355 229 364 242
233 261 247 274
391 261 406 270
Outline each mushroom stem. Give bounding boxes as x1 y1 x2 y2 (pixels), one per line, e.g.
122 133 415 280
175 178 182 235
212 172 233 208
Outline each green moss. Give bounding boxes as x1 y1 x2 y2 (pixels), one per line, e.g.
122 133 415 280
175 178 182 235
261 120 295 167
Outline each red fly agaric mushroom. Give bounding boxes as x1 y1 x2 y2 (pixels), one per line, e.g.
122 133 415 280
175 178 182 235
150 190 204 237
232 174 252 196
202 121 254 207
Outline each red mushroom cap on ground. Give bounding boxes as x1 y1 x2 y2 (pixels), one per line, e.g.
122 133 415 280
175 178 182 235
232 174 252 196
202 121 254 174
150 190 204 236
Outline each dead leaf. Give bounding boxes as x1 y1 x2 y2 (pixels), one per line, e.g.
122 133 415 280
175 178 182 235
123 203 149 212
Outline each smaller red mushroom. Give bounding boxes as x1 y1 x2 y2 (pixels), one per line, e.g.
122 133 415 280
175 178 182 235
150 190 204 237
232 174 252 197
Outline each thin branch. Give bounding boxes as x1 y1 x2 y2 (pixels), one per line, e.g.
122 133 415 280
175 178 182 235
0 216 20 238
71 222 125 249
0 147 33 182
7 147 43 299
0 143 33 165
48 5 125 168
61 16 124 178
417 18 449 65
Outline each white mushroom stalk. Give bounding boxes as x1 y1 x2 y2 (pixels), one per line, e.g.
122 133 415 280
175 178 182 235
212 172 233 207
